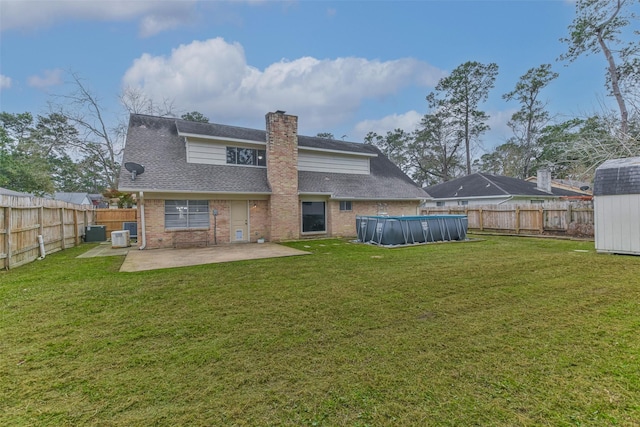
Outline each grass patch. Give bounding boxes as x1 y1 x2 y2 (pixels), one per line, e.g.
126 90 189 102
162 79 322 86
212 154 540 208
1 236 639 425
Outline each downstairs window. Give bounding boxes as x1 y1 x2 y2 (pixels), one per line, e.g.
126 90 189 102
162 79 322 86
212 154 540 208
339 201 352 211
302 201 326 233
165 200 210 229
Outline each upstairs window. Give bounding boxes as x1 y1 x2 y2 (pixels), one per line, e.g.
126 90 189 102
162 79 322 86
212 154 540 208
226 147 266 167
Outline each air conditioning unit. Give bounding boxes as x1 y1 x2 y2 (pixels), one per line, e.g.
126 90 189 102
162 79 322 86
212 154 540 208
111 230 131 248
122 221 137 238
85 225 106 242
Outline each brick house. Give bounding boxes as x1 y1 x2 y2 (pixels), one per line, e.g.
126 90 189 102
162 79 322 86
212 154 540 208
118 111 428 249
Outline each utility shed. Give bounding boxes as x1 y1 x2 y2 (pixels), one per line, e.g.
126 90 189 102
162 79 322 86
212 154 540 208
593 156 640 255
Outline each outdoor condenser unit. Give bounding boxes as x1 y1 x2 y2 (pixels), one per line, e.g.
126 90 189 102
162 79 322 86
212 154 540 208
85 225 106 242
111 230 131 249
122 221 137 238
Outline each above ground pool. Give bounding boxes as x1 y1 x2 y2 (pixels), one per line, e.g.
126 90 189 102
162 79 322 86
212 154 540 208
356 215 468 246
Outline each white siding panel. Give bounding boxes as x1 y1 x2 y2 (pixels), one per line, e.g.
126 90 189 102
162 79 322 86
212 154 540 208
186 141 227 165
298 151 369 174
595 194 640 255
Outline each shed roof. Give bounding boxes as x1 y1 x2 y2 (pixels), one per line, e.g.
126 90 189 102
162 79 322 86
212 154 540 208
593 156 640 196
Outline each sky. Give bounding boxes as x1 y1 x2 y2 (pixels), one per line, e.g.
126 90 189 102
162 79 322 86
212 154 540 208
0 0 630 154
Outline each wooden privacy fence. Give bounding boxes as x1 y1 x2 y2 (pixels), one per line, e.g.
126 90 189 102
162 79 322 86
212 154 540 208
420 201 594 237
94 208 137 239
1 195 95 270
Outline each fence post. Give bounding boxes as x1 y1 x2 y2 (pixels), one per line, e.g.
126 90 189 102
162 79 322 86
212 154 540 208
74 209 80 246
5 206 11 270
565 204 573 230
60 207 66 250
515 207 520 234
539 207 544 234
479 208 484 231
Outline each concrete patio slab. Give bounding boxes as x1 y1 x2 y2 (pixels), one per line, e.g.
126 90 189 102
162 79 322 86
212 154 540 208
77 241 137 258
118 243 310 272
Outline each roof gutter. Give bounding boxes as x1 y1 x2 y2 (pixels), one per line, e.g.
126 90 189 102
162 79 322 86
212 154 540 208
118 188 272 196
179 132 265 145
298 192 426 201
298 146 378 157
337 197 426 201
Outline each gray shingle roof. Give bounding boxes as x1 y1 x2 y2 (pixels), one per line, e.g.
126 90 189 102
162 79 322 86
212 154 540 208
424 173 586 199
0 187 31 197
119 115 270 194
119 114 427 200
594 156 640 196
176 119 266 142
53 192 91 205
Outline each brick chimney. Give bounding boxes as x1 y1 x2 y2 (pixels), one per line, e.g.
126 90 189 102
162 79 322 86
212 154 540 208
266 111 300 240
536 168 552 193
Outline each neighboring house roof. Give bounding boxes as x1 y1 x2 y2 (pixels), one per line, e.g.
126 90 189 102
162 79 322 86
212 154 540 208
0 187 31 197
594 156 640 196
88 194 109 208
119 114 427 200
424 173 586 199
53 192 92 205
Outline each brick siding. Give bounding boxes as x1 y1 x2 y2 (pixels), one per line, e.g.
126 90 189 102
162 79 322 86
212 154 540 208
266 111 300 241
141 198 272 249
328 200 420 237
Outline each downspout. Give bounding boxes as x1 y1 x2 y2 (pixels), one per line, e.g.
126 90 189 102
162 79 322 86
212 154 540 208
37 235 46 260
138 191 147 250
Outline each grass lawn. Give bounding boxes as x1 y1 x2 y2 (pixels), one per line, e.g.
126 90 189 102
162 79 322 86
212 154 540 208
1 236 639 426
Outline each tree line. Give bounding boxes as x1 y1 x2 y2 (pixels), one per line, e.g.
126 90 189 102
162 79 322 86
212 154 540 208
0 73 209 196
364 0 639 186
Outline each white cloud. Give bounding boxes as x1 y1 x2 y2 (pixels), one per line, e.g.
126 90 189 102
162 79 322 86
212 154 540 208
122 37 445 130
27 69 64 89
139 12 188 38
0 74 12 90
0 0 198 37
352 111 424 141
